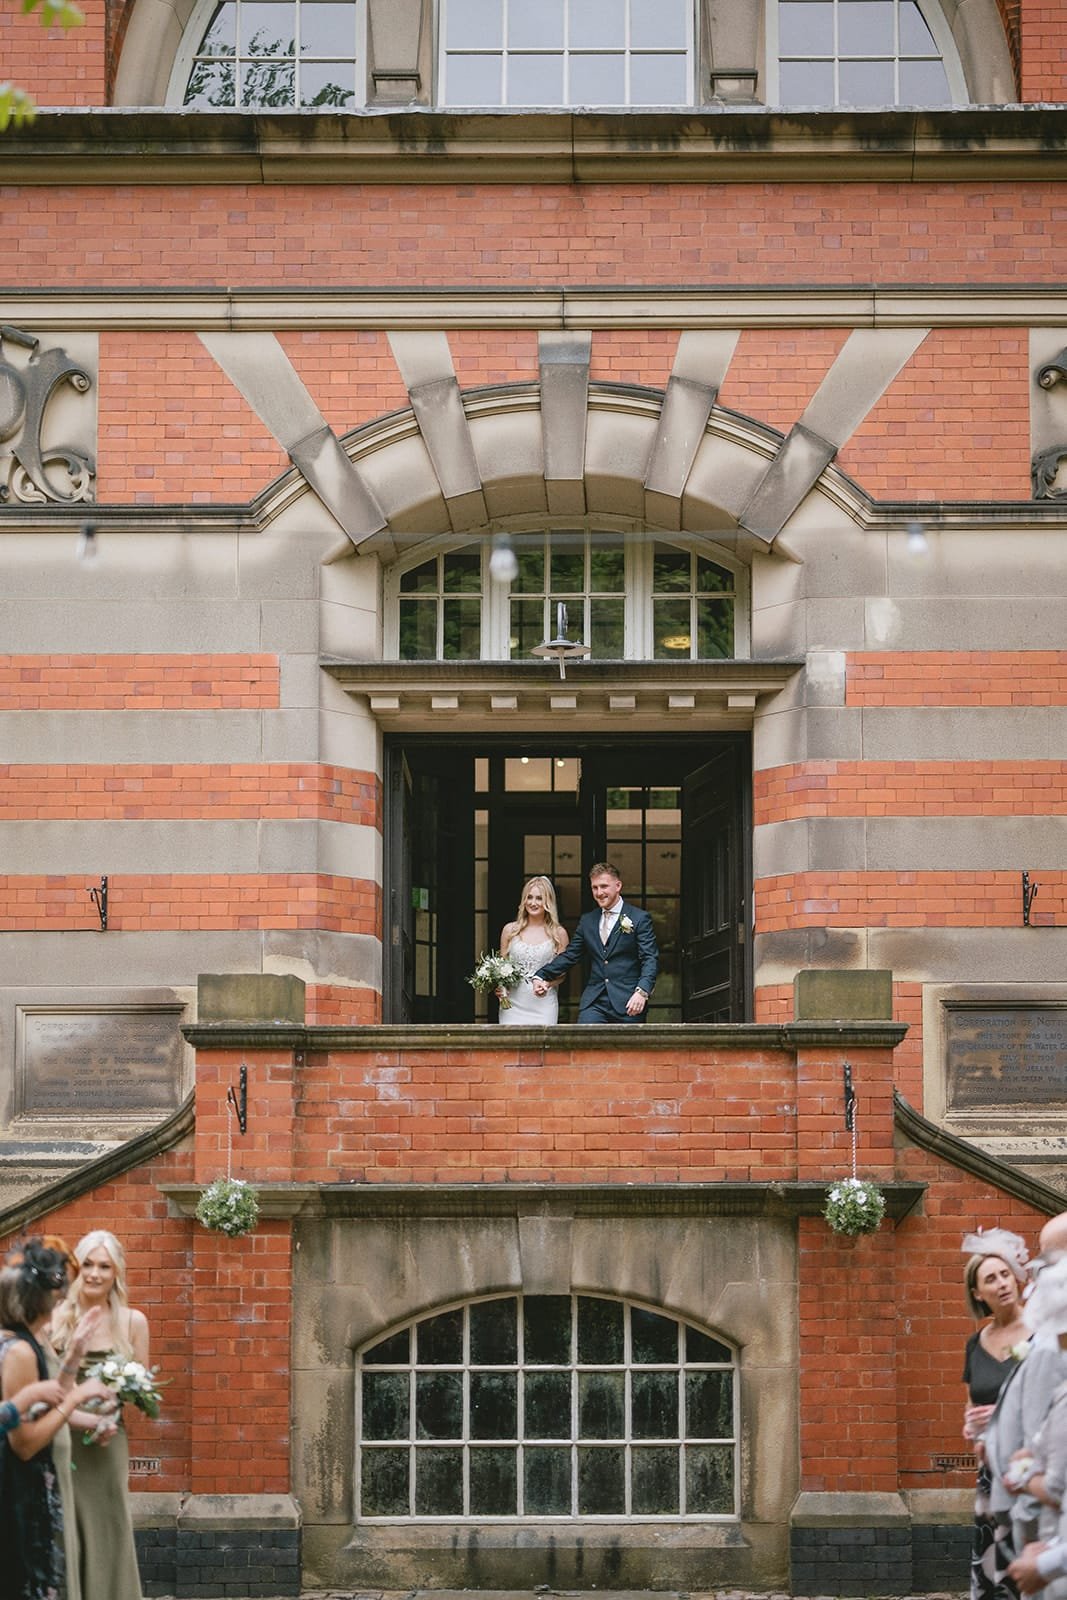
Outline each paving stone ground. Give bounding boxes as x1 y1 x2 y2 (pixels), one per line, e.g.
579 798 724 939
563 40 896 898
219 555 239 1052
150 1588 970 1600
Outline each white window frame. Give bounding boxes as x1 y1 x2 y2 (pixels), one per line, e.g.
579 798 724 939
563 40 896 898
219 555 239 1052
383 532 750 663
438 0 696 108
165 0 368 109
355 1292 739 1523
765 0 968 107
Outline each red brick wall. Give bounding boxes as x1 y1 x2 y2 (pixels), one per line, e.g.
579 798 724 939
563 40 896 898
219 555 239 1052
0 874 380 933
2 1034 1051 1501
756 871 1066 931
0 655 280 711
847 651 1067 706
9 186 1067 291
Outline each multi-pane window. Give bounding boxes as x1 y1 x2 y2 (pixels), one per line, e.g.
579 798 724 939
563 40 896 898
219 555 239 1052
358 1295 737 1520
774 0 954 106
509 532 625 661
441 0 693 108
651 545 735 660
398 549 482 661
387 535 743 662
180 0 365 108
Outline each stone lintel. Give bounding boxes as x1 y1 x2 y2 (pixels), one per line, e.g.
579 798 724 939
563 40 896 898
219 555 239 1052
182 1019 909 1051
159 1178 926 1221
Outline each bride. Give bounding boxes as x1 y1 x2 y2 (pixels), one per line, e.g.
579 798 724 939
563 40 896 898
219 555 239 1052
497 877 568 1025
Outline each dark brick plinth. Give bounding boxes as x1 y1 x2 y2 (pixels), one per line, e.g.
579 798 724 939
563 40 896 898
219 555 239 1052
790 1523 912 1595
136 1527 300 1598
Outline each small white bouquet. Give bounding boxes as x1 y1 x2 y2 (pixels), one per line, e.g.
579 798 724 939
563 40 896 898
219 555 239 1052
84 1356 164 1419
195 1175 260 1237
824 1176 886 1236
467 951 523 1010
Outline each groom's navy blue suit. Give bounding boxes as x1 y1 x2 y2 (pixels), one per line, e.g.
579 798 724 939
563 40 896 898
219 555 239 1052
535 902 659 1023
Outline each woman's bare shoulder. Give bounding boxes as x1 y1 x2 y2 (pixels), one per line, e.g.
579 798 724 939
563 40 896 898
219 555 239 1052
501 921 520 942
554 926 569 949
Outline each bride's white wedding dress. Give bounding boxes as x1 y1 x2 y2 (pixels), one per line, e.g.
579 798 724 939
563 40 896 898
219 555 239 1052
500 935 559 1025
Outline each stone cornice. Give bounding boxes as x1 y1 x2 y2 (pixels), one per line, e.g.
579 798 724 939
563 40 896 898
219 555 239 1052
181 1020 910 1050
159 1178 926 1221
894 1090 1066 1215
5 284 1067 331
5 105 1067 185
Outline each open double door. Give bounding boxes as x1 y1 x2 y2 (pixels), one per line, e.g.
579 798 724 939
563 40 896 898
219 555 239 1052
386 737 750 1024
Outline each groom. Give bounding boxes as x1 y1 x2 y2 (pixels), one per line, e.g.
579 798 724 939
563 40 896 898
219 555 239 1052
532 861 659 1023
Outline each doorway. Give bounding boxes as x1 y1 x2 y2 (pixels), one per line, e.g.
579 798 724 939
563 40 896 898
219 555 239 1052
385 737 751 1024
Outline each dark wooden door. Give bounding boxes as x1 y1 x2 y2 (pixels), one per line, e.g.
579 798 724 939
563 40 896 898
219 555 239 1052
681 745 750 1022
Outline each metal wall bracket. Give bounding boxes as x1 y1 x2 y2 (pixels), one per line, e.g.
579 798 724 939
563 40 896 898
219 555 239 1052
227 1061 248 1135
843 1060 855 1131
1022 872 1040 927
88 875 108 930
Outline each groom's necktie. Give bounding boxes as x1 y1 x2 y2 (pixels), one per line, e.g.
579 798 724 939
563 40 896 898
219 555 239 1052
600 911 611 945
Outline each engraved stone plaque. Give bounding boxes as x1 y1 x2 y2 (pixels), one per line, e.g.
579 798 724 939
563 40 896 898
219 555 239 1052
19 1007 183 1118
946 1007 1067 1114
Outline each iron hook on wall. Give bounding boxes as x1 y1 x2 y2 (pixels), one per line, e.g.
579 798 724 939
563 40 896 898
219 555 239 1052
1022 872 1040 927
227 1061 248 1135
88 875 108 930
843 1060 856 1132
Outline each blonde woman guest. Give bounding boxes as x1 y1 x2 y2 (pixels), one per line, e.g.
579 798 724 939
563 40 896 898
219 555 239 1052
52 1231 148 1600
0 1238 117 1600
497 876 568 1025
963 1229 1032 1600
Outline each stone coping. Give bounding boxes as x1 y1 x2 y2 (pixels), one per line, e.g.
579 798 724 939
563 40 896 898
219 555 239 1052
160 1179 926 1221
130 1492 300 1530
182 1021 910 1050
6 105 1067 184
791 1491 910 1528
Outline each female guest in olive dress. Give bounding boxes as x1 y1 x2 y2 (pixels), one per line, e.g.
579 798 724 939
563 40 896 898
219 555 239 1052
52 1231 149 1600
0 1238 116 1600
963 1228 1032 1600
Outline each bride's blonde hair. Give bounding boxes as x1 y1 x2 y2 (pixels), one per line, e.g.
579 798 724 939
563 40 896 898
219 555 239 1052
51 1229 133 1357
514 876 563 942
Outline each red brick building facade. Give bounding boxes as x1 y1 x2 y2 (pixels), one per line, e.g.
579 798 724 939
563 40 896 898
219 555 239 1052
2 0 1067 1588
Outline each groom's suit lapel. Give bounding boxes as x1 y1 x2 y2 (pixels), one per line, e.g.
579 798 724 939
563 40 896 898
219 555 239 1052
603 902 627 952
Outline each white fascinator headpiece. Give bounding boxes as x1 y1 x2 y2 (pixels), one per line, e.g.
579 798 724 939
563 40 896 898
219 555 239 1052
961 1227 1030 1283
1024 1256 1067 1335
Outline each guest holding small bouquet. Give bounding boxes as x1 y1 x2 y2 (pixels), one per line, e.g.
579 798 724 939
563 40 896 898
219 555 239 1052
52 1231 152 1600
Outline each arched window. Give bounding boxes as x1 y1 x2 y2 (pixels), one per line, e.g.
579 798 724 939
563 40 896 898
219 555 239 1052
170 0 367 108
385 532 748 663
439 0 694 108
768 0 964 106
357 1294 737 1520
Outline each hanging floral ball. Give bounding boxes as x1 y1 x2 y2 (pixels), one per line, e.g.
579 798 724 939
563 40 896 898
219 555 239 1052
824 1177 886 1236
195 1176 260 1237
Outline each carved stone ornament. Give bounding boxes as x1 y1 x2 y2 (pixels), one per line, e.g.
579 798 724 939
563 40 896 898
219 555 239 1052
1032 346 1067 500
0 324 95 505
1032 444 1067 500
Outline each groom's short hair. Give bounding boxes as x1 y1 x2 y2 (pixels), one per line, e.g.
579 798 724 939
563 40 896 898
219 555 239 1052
589 861 621 881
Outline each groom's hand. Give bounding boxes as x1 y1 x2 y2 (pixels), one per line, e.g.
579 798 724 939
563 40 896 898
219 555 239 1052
625 989 647 1016
532 978 549 996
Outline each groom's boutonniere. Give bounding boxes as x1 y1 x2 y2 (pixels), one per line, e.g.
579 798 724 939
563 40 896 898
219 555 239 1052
620 915 634 933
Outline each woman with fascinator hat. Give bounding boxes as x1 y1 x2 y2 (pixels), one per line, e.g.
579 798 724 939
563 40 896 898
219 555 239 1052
0 1238 118 1600
963 1227 1033 1600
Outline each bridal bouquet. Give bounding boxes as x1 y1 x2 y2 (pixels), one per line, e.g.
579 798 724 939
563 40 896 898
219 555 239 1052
468 951 523 1009
83 1356 164 1419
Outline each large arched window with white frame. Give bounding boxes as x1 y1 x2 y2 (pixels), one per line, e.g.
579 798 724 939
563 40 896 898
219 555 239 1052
168 0 368 108
356 1293 738 1521
439 0 695 108
383 531 749 663
766 0 966 106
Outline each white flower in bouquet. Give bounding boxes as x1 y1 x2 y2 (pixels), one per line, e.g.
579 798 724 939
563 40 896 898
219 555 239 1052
467 951 524 1009
823 1176 886 1236
84 1355 164 1419
195 1175 260 1237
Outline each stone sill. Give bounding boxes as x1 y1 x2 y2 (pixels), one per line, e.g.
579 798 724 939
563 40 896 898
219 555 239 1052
159 1179 925 1221
6 105 1067 184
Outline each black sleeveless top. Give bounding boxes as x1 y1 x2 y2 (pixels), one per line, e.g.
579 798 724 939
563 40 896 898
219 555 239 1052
963 1328 1016 1406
